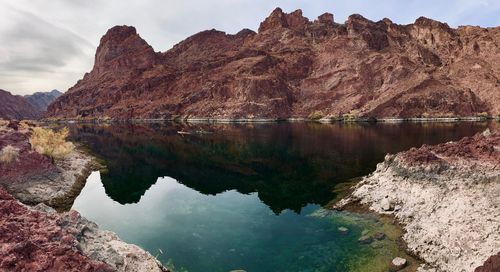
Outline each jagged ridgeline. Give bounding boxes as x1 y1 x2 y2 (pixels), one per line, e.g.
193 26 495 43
45 8 500 120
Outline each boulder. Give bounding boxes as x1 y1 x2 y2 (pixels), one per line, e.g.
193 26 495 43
391 257 407 271
358 235 373 244
381 196 395 211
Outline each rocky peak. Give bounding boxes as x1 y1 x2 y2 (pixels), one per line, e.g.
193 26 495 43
258 8 309 32
234 28 256 39
411 16 457 47
258 8 288 32
316 13 334 25
346 14 375 31
346 14 389 50
93 25 156 73
286 9 309 30
414 16 453 32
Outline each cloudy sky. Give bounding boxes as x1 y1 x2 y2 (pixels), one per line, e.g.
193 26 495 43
1 0 499 95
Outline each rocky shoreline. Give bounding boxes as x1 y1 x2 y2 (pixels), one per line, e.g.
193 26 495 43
335 129 500 272
43 116 500 126
0 121 168 272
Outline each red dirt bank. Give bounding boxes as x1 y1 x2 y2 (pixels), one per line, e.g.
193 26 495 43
46 8 500 120
0 188 112 272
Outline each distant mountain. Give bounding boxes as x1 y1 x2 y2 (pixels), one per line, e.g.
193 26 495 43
25 90 63 112
46 8 499 120
0 89 40 120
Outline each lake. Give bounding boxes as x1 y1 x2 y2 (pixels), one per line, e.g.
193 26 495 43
70 122 489 271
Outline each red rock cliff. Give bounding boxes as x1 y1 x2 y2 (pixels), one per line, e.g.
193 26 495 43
46 8 500 120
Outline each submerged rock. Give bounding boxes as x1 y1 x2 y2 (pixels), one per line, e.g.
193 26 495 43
391 257 408 271
358 235 373 244
374 232 386 240
338 226 349 233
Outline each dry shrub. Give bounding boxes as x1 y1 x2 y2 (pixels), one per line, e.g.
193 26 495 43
0 145 20 163
308 110 324 120
19 120 34 132
30 127 75 159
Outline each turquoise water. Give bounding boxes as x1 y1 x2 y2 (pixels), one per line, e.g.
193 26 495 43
70 122 488 271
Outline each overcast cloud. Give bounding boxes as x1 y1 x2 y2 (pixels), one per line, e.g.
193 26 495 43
1 0 499 95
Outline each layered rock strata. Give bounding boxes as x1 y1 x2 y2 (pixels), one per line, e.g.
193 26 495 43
46 8 500 120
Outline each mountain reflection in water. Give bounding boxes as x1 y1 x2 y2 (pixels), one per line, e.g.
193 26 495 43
68 122 488 214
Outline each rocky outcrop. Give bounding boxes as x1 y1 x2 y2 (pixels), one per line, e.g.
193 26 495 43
0 123 93 211
0 89 40 120
45 8 500 120
0 122 168 271
336 130 500 271
25 90 63 112
475 252 500 272
0 188 113 272
0 188 167 272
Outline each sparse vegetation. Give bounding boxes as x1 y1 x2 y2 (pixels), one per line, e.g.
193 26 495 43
342 113 358 122
0 145 20 164
308 110 324 120
29 127 75 160
477 112 488 118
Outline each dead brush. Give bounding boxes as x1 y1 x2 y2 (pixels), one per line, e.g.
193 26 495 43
0 145 20 164
29 127 75 160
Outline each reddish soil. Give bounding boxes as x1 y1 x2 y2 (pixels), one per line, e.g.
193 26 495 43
0 188 112 272
0 124 55 180
399 130 500 167
475 252 500 272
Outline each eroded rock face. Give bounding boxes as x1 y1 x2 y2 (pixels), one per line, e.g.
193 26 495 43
45 8 500 120
337 131 500 272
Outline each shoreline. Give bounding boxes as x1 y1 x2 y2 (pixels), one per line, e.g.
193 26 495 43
2 120 498 271
334 129 500 272
42 116 500 124
0 122 168 271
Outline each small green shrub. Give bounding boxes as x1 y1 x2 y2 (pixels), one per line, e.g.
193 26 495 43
342 113 358 122
0 145 20 163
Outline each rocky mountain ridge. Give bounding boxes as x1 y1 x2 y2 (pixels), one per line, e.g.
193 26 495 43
25 90 63 112
0 89 40 120
0 89 62 120
46 8 500 120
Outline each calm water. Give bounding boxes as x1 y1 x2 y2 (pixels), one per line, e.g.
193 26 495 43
70 122 489 272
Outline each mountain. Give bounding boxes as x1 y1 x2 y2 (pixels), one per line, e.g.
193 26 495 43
25 90 63 112
46 8 500 120
0 89 40 120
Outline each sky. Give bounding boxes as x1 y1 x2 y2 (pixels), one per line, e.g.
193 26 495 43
0 0 499 95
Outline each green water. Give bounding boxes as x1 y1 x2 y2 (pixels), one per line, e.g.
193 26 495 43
70 122 488 272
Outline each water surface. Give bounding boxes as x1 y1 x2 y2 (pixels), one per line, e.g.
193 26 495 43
71 122 488 271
